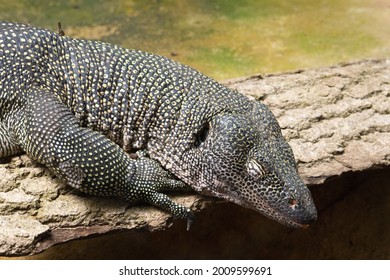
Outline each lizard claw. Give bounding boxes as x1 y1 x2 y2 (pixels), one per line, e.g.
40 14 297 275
186 209 195 231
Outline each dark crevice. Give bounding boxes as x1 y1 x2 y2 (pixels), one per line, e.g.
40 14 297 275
19 167 390 260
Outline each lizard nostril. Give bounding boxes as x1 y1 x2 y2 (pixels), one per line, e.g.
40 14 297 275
288 197 298 209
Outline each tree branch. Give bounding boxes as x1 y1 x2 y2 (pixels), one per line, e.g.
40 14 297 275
1 59 389 256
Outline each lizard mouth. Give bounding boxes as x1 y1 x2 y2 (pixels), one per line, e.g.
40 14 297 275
257 208 315 229
228 186 316 228
275 206 317 229
284 219 312 229
200 178 317 228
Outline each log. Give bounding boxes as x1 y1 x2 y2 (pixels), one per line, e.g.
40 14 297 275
0 58 389 256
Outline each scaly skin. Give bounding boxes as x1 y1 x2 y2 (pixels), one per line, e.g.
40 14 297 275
11 87 195 228
0 22 317 228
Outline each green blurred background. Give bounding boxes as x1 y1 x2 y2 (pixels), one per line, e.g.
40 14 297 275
1 0 389 80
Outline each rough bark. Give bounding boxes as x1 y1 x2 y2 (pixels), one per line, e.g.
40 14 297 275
0 58 389 256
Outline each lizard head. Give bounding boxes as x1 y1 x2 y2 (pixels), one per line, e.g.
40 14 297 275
176 100 317 228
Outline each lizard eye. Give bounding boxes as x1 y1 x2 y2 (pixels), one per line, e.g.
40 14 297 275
247 159 266 179
195 122 210 147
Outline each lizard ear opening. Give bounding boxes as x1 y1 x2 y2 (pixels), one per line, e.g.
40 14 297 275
195 122 210 147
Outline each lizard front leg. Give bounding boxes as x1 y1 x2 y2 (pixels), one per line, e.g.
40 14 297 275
125 154 195 230
14 87 195 228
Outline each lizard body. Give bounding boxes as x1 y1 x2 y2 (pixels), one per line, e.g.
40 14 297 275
0 22 317 228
